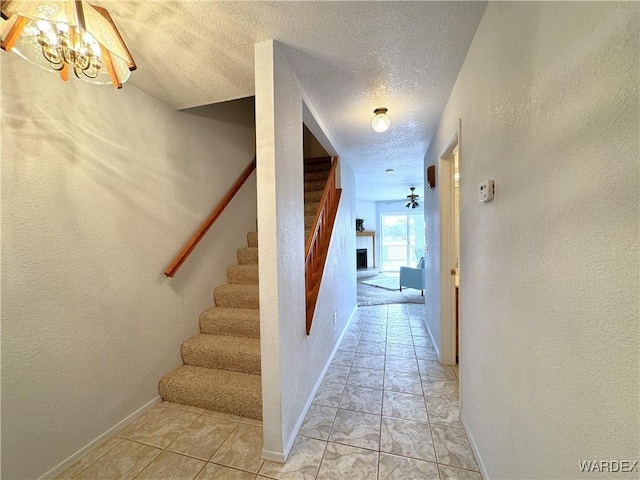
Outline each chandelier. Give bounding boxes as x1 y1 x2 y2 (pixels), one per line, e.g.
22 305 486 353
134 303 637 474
0 0 135 88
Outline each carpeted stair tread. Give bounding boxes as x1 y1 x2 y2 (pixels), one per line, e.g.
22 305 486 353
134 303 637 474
215 284 259 309
237 247 258 265
227 264 259 285
199 307 260 338
181 334 261 375
304 179 327 192
247 231 258 248
158 365 262 420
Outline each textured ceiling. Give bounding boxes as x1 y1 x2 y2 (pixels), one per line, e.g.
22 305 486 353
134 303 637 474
99 1 487 202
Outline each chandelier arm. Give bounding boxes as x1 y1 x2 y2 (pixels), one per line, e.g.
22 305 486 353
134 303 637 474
82 63 99 79
42 44 64 67
62 46 73 65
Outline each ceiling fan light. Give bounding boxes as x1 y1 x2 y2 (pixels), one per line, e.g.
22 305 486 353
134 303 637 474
372 107 390 133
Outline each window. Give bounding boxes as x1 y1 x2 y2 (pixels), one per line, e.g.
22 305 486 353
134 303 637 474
380 214 425 271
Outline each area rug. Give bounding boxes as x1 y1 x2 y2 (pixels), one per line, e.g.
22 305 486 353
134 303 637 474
361 274 400 291
358 273 424 306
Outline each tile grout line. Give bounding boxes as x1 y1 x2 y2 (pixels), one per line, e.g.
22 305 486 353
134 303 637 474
67 436 125 480
377 304 390 480
130 409 205 480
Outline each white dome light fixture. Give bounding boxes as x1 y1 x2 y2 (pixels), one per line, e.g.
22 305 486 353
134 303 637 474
372 107 390 133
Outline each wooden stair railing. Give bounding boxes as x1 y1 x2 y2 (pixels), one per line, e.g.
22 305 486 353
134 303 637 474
305 157 342 334
164 157 256 278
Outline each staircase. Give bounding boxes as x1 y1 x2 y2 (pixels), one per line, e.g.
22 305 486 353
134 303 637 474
158 158 334 413
158 231 262 420
304 156 332 241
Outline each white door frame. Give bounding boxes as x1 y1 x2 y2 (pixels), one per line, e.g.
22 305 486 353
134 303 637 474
438 119 461 366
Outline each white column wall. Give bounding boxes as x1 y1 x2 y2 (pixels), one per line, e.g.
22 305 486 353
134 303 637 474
255 40 357 460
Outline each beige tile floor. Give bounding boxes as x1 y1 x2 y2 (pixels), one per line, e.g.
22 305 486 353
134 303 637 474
59 304 481 480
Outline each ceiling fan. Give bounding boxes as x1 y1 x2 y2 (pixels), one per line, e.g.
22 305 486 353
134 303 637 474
386 187 420 209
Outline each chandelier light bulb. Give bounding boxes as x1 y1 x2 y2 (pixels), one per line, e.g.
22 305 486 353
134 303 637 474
372 107 390 133
36 20 50 32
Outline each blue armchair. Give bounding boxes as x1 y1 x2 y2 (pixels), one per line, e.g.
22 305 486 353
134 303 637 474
400 257 425 296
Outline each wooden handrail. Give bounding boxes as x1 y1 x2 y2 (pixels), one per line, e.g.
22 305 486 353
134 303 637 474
305 158 339 258
305 157 342 334
164 157 256 277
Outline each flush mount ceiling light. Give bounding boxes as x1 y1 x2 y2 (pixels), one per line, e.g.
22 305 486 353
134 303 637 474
0 0 136 88
372 107 390 133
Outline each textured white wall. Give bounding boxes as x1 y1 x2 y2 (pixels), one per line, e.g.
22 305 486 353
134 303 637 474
355 200 376 231
255 40 357 460
423 3 639 479
1 56 257 479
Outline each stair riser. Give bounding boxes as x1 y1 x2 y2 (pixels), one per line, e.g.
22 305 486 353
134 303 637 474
305 191 324 203
199 307 260 338
304 163 332 173
237 248 258 265
227 266 259 285
215 289 260 309
304 180 326 192
159 386 262 420
305 171 330 182
182 345 261 375
305 203 320 216
200 317 260 338
304 156 331 165
158 366 262 420
247 232 258 248
305 215 317 230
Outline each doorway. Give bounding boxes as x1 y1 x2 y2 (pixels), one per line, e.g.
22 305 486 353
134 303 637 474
453 148 460 363
380 213 425 272
438 119 461 367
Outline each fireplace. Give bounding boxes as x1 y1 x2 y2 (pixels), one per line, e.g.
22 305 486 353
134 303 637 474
356 249 368 269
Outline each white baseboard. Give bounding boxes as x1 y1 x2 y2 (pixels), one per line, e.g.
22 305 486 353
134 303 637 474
39 396 162 480
460 412 490 480
423 316 441 361
261 449 286 463
262 304 357 463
